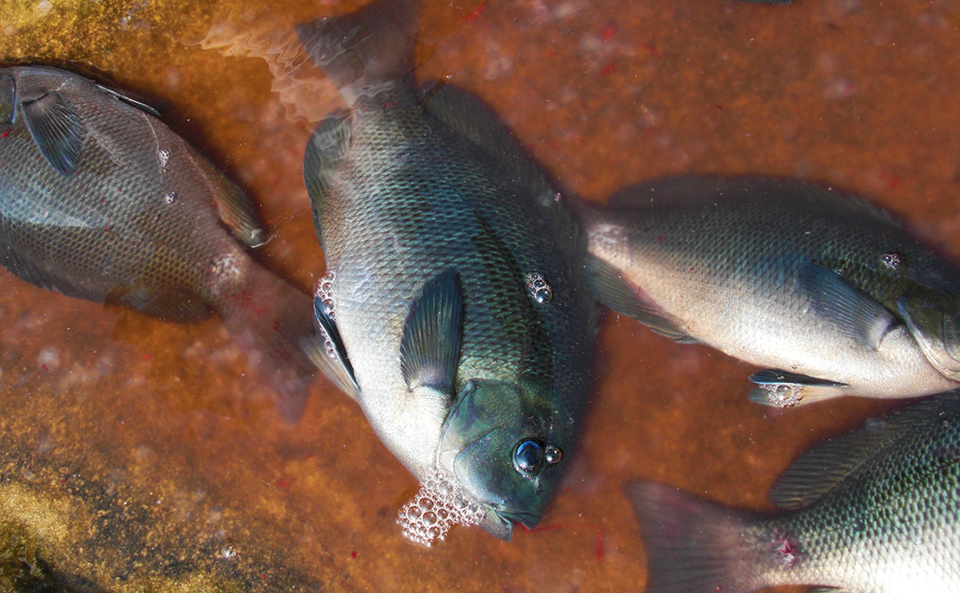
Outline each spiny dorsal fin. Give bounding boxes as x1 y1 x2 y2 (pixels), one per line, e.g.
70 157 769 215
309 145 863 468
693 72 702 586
769 390 960 509
607 175 904 229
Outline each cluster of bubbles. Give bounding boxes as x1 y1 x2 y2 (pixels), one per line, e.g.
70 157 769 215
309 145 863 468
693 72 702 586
397 469 486 547
525 272 553 304
763 382 803 408
315 272 339 359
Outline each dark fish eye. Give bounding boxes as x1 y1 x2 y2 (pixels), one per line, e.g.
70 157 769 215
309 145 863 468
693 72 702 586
513 439 544 475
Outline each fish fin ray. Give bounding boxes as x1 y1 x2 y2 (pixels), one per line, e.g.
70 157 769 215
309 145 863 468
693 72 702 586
185 153 266 249
748 369 849 408
768 391 960 509
420 83 556 200
105 285 212 322
21 90 85 176
303 114 352 245
896 292 960 380
799 263 898 350
216 268 319 422
312 295 360 400
583 255 692 342
295 0 420 103
625 481 762 593
400 269 463 394
94 83 162 117
607 175 903 231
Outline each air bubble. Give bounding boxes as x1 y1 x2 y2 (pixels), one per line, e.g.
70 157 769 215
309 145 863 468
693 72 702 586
397 469 485 547
764 383 803 408
316 272 337 321
880 252 901 270
525 272 553 304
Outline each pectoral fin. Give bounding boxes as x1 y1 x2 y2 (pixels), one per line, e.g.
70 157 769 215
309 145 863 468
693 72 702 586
399 269 463 394
21 90 85 176
799 263 898 350
748 369 849 408
583 254 694 342
313 296 360 400
897 291 960 381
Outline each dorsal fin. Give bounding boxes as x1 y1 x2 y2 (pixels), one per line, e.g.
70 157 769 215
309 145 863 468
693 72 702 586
769 391 960 509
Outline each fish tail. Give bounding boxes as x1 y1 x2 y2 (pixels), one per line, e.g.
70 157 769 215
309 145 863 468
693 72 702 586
626 481 768 593
295 0 420 104
215 263 320 422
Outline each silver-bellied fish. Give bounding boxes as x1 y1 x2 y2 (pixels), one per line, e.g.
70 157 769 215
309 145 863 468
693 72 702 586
576 175 960 407
0 66 318 419
628 389 960 593
297 0 597 544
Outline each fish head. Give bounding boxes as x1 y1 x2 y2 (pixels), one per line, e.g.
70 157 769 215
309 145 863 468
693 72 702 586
0 70 15 127
438 378 566 540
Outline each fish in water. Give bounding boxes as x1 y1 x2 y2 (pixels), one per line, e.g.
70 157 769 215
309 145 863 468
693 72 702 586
575 175 960 407
0 66 318 420
297 0 597 544
628 388 960 593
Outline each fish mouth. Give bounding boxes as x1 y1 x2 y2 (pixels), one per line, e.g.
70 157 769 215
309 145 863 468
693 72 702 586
480 507 539 541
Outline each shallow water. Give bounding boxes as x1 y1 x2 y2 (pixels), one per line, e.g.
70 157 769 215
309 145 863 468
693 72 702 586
2 0 960 591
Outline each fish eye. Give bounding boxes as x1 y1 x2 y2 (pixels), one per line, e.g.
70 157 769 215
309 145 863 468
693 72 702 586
513 439 545 475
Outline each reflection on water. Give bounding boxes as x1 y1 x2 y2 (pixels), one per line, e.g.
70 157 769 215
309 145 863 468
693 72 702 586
2 0 960 591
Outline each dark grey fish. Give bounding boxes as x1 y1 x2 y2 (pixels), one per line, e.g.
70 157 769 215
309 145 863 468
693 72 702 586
0 65 318 420
577 175 960 407
628 389 960 593
297 0 597 544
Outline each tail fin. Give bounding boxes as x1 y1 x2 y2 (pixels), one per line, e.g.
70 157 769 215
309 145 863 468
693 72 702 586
625 481 765 593
215 263 319 422
295 0 420 104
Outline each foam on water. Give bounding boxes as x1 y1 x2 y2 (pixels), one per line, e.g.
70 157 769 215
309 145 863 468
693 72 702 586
397 469 486 547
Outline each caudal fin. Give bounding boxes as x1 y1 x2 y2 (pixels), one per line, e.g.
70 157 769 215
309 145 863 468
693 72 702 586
216 264 320 421
295 0 420 105
626 481 766 593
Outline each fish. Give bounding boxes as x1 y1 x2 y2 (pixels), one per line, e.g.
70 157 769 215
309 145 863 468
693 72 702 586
0 65 319 420
296 0 597 544
575 175 960 407
627 388 960 593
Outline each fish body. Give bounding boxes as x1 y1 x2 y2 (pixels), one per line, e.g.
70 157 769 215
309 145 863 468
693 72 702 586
628 389 960 593
577 175 960 406
0 66 317 419
298 0 596 542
